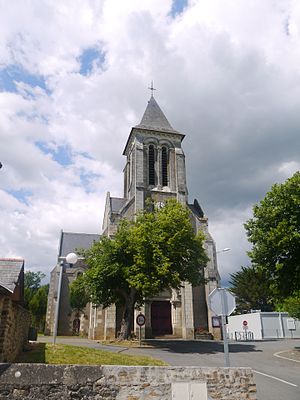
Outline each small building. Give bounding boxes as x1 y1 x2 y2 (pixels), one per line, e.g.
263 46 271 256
0 258 31 362
228 311 300 340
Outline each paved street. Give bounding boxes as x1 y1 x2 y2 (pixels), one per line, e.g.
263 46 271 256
39 336 300 400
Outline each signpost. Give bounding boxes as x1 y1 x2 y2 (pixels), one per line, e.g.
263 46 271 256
136 313 146 346
287 318 296 338
209 288 236 367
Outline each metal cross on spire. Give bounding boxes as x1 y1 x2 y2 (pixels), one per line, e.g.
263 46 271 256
148 80 156 96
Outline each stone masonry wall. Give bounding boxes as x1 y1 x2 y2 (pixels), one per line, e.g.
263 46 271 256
0 364 256 400
0 296 30 362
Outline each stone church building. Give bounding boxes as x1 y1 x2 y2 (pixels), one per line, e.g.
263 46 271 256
45 94 220 339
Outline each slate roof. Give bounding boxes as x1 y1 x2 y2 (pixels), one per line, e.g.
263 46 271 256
0 258 24 293
188 199 204 218
135 95 179 134
59 232 101 257
110 197 126 213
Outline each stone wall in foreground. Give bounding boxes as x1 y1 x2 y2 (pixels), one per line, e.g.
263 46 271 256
0 296 31 362
0 364 256 400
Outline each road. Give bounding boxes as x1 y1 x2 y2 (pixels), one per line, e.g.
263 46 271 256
39 337 300 400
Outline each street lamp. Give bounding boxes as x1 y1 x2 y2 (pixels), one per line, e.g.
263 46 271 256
53 252 78 345
215 247 232 367
217 248 230 254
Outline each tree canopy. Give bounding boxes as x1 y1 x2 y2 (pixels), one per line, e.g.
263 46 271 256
69 274 90 313
24 270 45 290
74 199 208 339
276 291 300 320
24 271 48 332
244 172 300 298
229 265 274 313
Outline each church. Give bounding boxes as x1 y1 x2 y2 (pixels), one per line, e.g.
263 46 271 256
45 93 220 340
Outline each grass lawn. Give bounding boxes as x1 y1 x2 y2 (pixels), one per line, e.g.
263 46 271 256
15 343 167 366
101 340 153 348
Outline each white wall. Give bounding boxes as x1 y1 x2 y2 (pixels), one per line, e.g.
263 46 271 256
228 312 300 340
228 313 262 340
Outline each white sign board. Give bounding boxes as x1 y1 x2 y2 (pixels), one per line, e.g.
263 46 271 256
208 288 236 316
287 318 296 330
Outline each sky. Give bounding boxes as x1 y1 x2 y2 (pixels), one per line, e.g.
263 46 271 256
0 0 299 285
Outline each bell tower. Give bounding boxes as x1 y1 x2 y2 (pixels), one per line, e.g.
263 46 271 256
122 94 188 214
101 90 220 339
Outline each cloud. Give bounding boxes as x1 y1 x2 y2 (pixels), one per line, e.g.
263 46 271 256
0 0 299 285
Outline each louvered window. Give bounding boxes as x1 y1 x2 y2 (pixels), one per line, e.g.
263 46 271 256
149 145 155 185
162 146 168 186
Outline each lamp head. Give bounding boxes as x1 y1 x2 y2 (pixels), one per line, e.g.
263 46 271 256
65 252 78 264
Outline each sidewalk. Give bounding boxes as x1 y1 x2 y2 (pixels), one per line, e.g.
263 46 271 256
274 348 300 362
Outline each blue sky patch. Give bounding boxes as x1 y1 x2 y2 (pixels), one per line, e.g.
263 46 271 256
79 47 106 76
80 171 102 192
170 0 188 17
7 189 32 205
36 141 73 166
0 65 48 93
78 151 94 160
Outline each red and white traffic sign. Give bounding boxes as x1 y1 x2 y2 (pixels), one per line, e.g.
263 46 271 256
136 313 146 327
242 320 248 330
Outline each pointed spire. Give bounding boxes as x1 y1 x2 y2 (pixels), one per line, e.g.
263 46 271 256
135 95 178 133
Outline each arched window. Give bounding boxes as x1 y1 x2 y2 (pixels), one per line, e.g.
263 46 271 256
161 146 168 186
149 145 155 185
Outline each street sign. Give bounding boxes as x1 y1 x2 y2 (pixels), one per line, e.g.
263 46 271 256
287 318 296 330
208 288 236 316
243 320 248 331
136 313 146 327
208 288 236 368
212 316 221 328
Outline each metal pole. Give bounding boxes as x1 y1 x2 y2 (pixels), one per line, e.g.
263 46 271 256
220 288 230 367
139 325 141 347
53 260 64 345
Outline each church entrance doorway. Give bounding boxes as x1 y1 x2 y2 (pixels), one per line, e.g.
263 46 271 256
151 301 172 336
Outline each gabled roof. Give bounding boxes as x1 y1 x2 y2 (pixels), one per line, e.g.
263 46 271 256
59 232 101 257
110 197 126 213
134 95 179 134
0 258 24 293
188 199 204 218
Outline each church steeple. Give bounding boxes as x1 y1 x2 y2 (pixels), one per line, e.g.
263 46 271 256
122 94 188 209
135 95 179 134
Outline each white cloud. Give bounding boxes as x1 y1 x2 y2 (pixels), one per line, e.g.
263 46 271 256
0 0 299 283
278 161 300 178
210 207 252 285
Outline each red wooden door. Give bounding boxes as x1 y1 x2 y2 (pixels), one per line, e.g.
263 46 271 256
151 301 172 336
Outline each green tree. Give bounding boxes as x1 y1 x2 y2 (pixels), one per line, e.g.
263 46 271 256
276 291 300 320
24 271 45 308
29 284 49 331
75 199 208 340
70 274 90 313
24 271 48 331
244 172 300 298
229 265 274 313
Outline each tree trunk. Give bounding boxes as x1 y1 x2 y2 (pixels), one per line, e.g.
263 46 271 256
118 289 136 340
